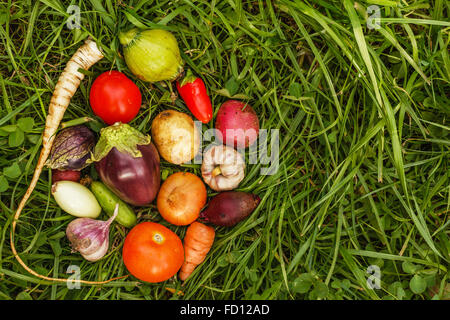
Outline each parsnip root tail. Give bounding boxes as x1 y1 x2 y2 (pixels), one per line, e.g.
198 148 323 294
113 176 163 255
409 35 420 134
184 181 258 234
10 40 125 285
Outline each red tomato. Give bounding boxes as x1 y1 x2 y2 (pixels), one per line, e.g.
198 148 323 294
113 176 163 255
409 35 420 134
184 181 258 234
89 71 142 125
122 222 184 283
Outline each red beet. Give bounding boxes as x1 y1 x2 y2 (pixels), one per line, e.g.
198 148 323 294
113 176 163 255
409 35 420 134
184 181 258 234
215 100 259 149
52 169 81 183
199 191 260 227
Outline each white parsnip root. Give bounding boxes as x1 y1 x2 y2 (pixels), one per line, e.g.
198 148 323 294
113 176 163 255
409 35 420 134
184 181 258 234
10 40 125 285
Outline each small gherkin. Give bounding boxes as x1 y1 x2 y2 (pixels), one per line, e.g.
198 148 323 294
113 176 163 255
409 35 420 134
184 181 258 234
119 28 184 83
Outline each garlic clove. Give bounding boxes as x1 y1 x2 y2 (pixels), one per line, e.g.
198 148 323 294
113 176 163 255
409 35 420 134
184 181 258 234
66 204 119 262
81 239 109 262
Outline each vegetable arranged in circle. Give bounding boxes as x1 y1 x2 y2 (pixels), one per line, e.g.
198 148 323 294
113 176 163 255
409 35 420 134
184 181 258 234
122 222 184 283
179 222 215 281
176 70 213 123
66 204 119 262
199 191 261 227
215 100 259 148
90 181 137 228
92 123 160 206
119 28 184 83
46 125 96 171
201 145 245 191
89 71 142 125
157 172 207 226
151 110 200 165
52 180 101 218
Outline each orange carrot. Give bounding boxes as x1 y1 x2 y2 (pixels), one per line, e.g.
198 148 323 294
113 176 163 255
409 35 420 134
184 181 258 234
179 222 215 281
9 39 125 285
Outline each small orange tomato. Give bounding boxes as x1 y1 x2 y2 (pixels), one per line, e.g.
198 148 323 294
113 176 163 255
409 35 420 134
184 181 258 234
122 222 184 283
157 172 207 226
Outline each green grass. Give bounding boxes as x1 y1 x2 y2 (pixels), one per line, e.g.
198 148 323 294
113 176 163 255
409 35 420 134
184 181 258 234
0 0 449 300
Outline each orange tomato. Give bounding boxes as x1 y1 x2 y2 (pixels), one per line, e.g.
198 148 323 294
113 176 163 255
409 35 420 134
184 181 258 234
157 172 207 226
122 222 184 283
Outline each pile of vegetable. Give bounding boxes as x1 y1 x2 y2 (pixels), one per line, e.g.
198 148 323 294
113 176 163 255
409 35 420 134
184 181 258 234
11 28 261 285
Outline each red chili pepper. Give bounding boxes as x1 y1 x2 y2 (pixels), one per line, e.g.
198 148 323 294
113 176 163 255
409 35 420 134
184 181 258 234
176 70 213 123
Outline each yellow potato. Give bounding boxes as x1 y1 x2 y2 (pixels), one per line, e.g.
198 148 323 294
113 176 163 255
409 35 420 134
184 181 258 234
151 110 200 164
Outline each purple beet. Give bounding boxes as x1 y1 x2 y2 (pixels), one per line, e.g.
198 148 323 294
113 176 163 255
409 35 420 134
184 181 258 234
199 191 260 227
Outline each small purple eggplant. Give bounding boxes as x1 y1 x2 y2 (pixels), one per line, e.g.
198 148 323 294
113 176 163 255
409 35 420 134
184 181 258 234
46 125 95 171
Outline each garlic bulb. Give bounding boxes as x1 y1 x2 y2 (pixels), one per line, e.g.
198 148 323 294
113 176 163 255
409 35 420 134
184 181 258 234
201 145 245 191
66 204 119 262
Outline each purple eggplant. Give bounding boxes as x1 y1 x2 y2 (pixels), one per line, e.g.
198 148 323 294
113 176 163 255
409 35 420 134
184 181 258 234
46 125 95 170
92 123 160 206
199 191 261 227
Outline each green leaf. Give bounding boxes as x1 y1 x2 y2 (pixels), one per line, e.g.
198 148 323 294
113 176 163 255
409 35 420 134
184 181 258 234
291 273 315 294
34 232 47 248
388 281 406 300
88 0 116 29
0 124 17 133
159 91 172 103
3 162 21 179
0 176 9 192
245 267 258 282
15 291 33 300
331 279 341 289
217 256 228 267
8 129 24 147
313 282 329 299
421 270 437 288
230 93 250 100
225 77 239 96
402 261 420 274
17 117 34 132
215 88 231 98
340 279 351 290
249 270 258 282
48 231 66 240
72 29 89 44
291 278 312 294
49 239 62 257
327 131 337 143
226 251 240 264
410 274 427 294
26 134 40 144
288 82 302 98
123 10 148 29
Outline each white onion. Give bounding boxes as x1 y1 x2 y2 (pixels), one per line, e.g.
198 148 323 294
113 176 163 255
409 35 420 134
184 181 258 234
52 181 101 218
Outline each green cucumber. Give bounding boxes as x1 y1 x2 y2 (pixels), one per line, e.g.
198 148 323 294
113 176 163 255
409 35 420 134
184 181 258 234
90 181 137 228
